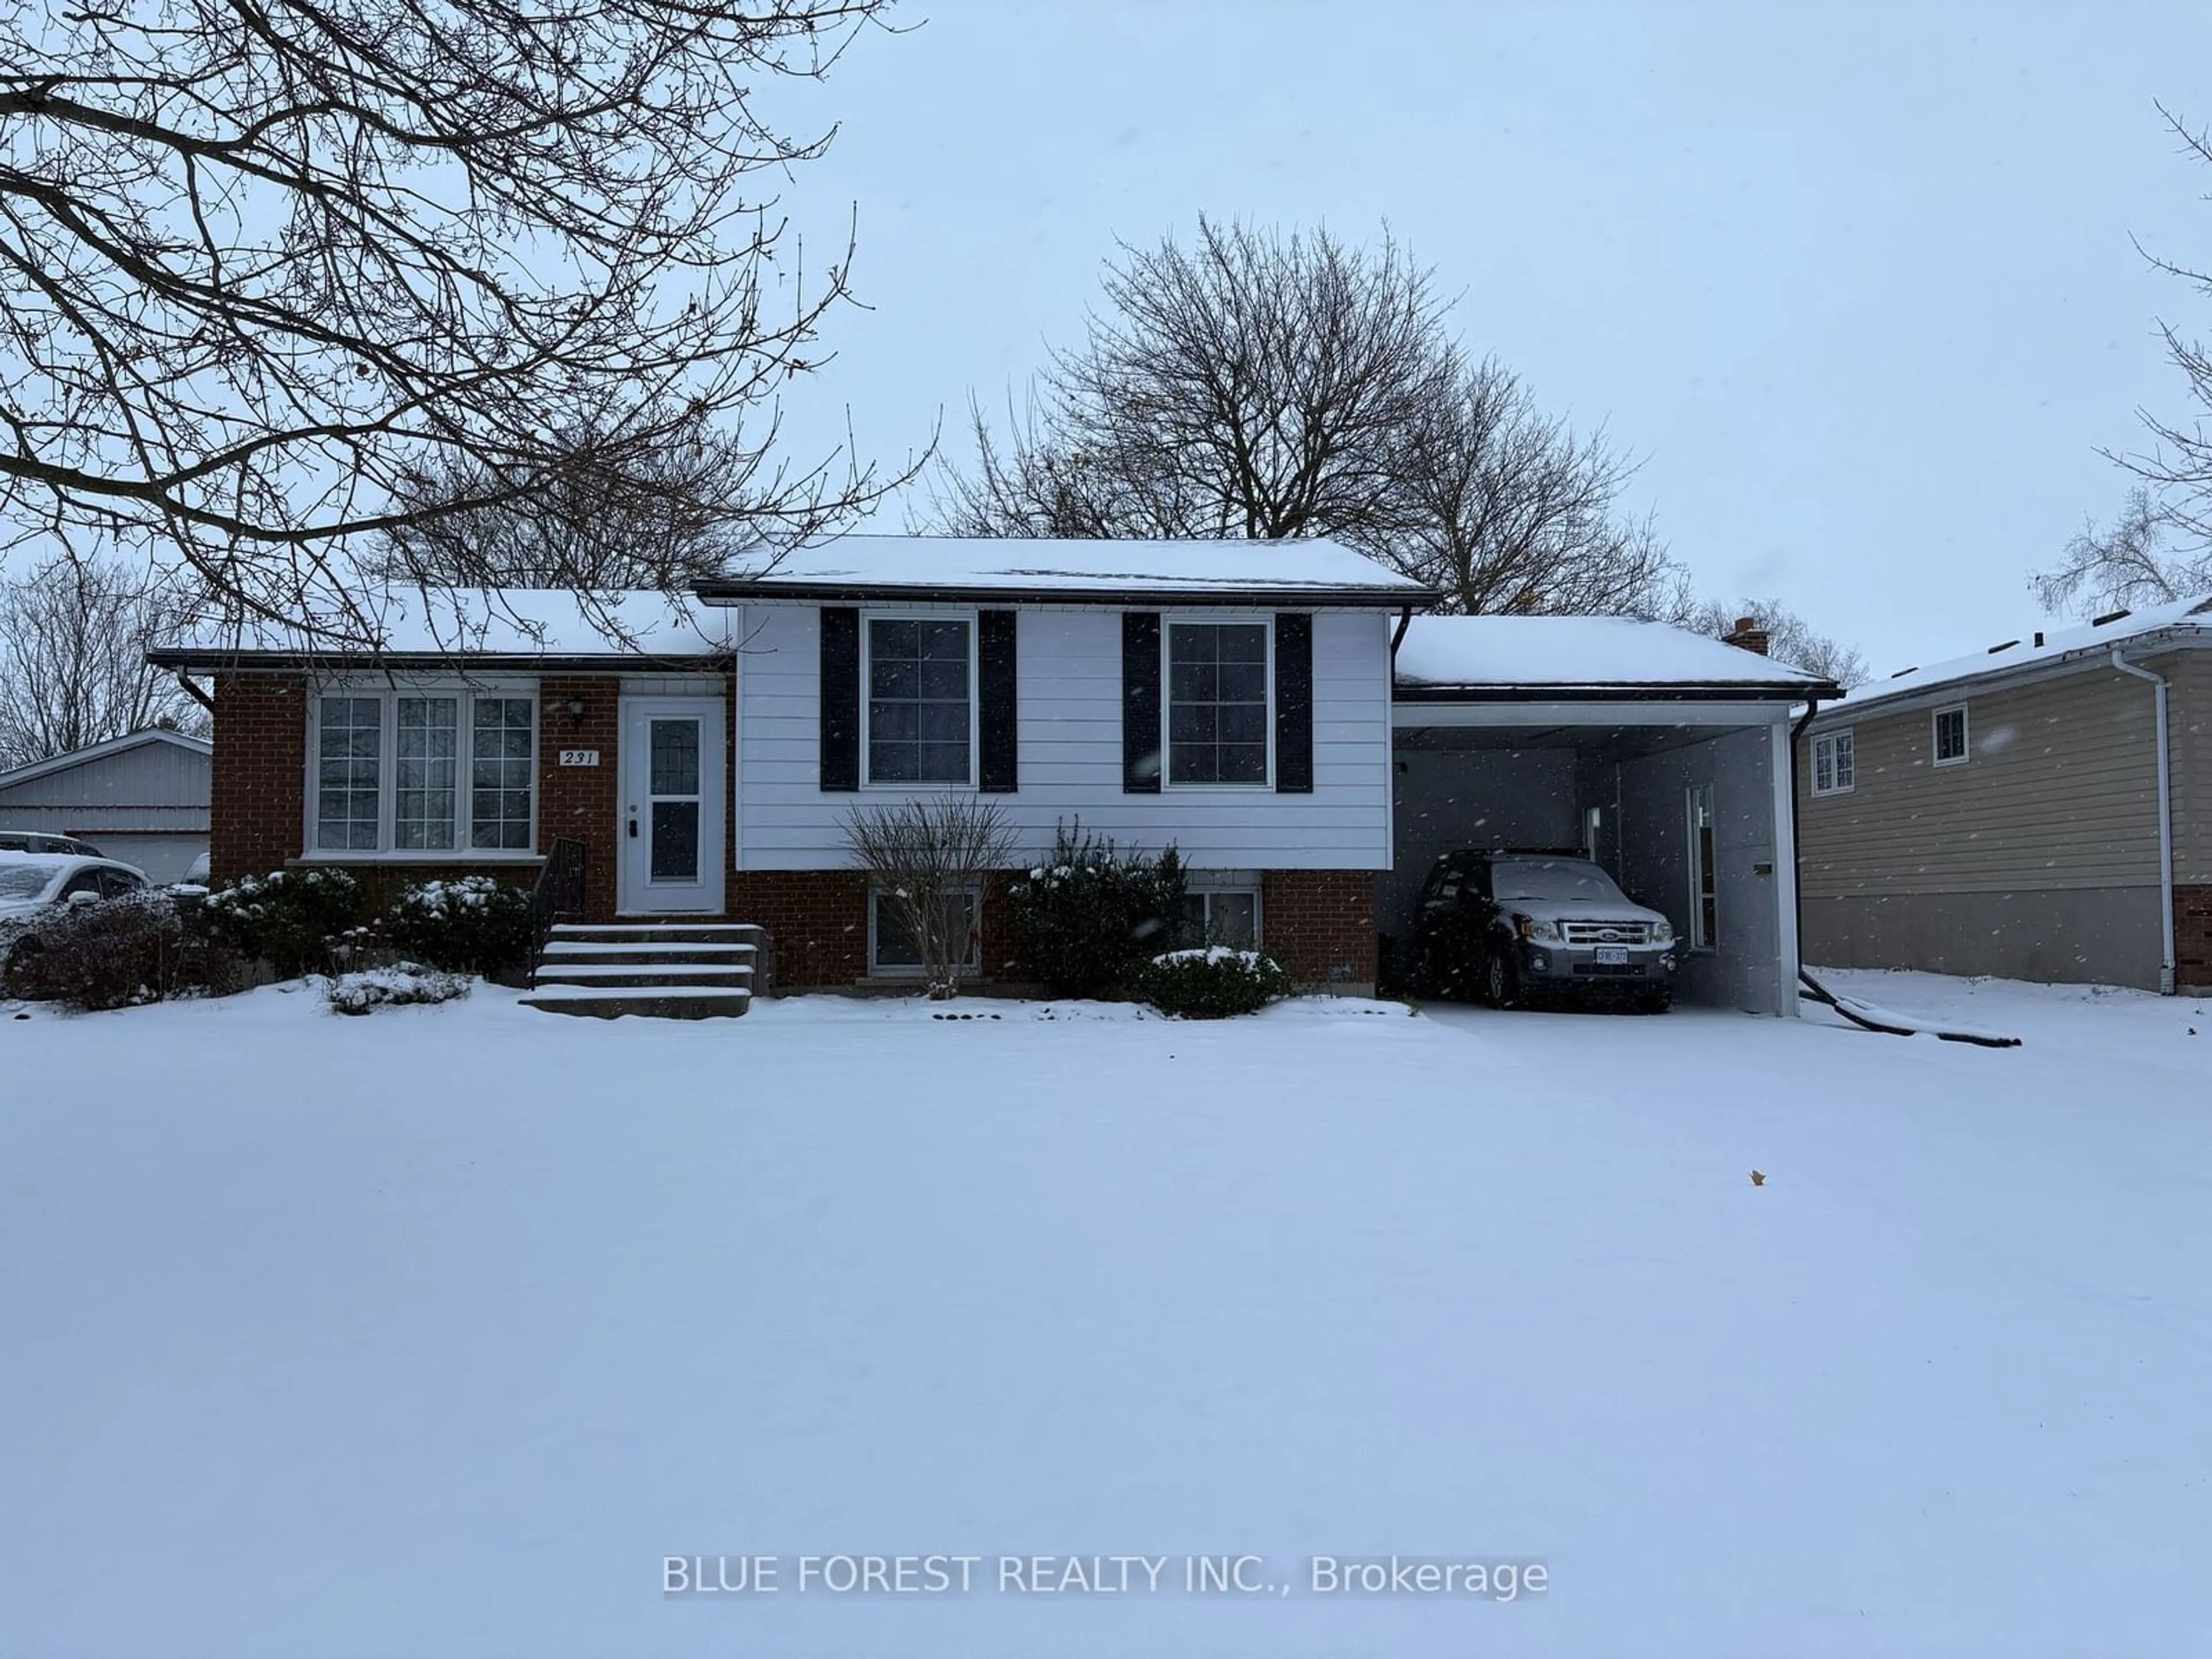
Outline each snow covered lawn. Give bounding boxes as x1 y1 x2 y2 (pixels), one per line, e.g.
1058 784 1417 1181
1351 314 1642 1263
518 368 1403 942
3 971 2209 1657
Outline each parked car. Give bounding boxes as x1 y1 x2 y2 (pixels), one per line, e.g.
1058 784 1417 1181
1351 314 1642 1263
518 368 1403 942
0 829 107 859
1411 849 1678 1013
0 853 152 990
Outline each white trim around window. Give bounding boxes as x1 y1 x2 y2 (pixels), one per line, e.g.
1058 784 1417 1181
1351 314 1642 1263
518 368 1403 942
1162 613 1274 790
860 609 979 790
1811 728 1855 797
1178 874 1263 950
302 681 540 861
1932 703 1969 767
866 886 982 978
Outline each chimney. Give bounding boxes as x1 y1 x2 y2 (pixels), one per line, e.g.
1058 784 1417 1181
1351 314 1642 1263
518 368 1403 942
1721 615 1771 657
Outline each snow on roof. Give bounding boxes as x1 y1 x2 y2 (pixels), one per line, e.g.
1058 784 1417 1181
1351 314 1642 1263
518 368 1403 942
1834 592 2212 715
1392 614 1830 694
698 534 1427 603
149 587 732 666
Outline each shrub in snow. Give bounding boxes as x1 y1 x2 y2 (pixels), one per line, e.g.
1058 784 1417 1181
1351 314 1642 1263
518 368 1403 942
2 891 244 1011
842 795 1017 1001
203 868 365 978
387 876 534 975
1008 823 1186 999
325 964 471 1016
1134 946 1291 1020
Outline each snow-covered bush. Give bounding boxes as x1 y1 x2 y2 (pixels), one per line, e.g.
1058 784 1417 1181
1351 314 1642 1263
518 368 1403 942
1007 823 1185 999
2 891 244 1010
386 876 534 975
1134 946 1291 1020
325 964 471 1016
203 868 364 978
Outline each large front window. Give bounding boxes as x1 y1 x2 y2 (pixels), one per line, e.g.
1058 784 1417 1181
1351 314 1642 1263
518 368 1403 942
1166 620 1269 786
313 689 536 855
866 616 973 786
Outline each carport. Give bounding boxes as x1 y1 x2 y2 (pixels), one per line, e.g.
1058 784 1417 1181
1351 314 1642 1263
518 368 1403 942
1387 617 1836 1015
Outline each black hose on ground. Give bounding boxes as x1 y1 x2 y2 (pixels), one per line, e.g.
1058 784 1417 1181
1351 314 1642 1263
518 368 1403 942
1798 967 2022 1049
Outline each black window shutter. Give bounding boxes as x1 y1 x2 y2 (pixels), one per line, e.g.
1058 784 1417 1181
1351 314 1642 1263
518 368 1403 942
819 606 860 791
1122 611 1162 793
1274 612 1314 794
978 609 1018 793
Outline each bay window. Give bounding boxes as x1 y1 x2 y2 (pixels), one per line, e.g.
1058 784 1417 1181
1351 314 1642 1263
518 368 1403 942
312 687 536 855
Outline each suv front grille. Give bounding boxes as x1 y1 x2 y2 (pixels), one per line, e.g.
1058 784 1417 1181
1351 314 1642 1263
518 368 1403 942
1561 919 1652 946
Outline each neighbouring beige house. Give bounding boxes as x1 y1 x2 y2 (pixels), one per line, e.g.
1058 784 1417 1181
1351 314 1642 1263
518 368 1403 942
1797 595 2212 993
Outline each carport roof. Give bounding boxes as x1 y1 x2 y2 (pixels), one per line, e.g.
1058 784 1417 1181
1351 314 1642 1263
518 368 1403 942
1392 615 1837 701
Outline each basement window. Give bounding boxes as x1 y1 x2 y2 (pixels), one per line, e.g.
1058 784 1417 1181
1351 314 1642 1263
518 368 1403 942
869 888 982 977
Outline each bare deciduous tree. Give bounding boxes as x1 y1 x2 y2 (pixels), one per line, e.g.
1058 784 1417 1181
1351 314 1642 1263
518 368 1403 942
1669 594 1870 687
1 0 905 646
842 796 1016 1000
2037 105 2212 616
927 217 1682 618
1384 352 1680 616
2035 483 2207 617
0 554 206 767
932 218 1453 543
371 415 777 590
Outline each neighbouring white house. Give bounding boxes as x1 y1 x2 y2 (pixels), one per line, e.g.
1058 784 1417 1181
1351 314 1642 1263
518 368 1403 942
0 728 213 884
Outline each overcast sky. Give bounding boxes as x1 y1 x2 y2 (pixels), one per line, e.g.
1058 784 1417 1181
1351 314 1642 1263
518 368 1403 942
766 0 2212 676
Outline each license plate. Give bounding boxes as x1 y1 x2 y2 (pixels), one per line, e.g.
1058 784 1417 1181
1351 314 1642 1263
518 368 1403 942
1594 946 1630 966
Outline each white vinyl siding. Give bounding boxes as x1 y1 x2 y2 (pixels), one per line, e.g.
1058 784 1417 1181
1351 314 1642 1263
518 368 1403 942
734 603 1393 870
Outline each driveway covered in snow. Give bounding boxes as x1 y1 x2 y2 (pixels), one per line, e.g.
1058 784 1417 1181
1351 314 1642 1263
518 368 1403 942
3 975 2208 1657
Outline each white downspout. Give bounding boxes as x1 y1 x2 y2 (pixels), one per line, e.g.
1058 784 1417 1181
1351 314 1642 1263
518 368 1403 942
2110 649 2176 995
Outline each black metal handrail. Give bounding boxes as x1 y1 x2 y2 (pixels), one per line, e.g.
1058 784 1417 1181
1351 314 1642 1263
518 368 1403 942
529 837 588 956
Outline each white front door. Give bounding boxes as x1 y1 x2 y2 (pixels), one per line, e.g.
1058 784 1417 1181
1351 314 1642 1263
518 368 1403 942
618 697 725 915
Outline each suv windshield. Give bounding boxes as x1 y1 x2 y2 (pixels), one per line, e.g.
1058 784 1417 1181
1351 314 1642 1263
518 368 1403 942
0 865 55 900
1491 859 1628 904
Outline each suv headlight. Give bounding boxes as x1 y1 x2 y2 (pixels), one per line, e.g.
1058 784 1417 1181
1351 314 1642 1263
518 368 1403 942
1514 914 1559 942
1650 918 1675 945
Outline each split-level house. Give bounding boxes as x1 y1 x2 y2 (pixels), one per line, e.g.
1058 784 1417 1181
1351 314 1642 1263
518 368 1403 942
149 536 1832 1014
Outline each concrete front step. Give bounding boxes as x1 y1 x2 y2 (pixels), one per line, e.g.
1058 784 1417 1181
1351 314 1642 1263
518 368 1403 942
548 922 766 946
520 984 753 1020
534 963 755 989
539 941 757 967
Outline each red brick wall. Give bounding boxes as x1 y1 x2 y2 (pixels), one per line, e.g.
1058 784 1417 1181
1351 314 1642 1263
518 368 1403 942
539 677 621 921
1263 869 1378 989
2179 885 2212 991
725 871 871 989
210 672 306 882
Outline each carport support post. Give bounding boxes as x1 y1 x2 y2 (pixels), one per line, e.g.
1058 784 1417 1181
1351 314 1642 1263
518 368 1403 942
1770 715 1801 1017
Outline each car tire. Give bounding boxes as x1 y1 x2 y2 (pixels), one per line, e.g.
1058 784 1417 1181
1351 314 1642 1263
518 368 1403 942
1482 948 1519 1010
1637 989 1672 1015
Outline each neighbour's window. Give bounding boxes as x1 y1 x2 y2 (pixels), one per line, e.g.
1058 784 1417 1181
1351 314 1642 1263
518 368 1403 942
1933 704 1968 767
869 889 981 975
1812 730 1855 797
1179 887 1260 949
1687 783 1717 951
313 690 536 854
1166 621 1269 786
866 616 973 786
